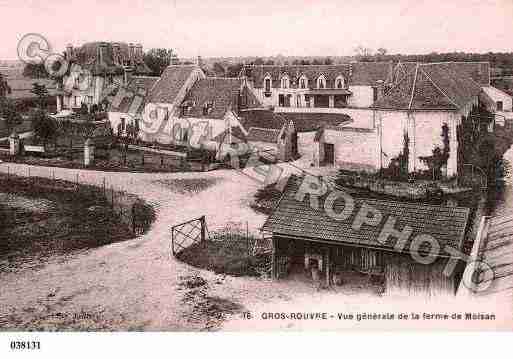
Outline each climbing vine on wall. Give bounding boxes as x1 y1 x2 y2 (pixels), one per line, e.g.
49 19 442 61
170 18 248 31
418 123 450 180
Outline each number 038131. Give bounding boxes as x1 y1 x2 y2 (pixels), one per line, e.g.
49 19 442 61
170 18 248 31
10 341 41 350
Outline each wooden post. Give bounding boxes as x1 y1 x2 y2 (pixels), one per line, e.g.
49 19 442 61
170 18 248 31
171 229 175 256
271 237 276 279
326 247 331 288
200 215 206 242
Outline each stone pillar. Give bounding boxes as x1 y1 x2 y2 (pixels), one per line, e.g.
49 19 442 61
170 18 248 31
9 131 20 156
56 95 62 112
84 138 95 167
329 95 335 108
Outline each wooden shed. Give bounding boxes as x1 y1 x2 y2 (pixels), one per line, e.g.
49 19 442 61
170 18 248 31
262 175 471 296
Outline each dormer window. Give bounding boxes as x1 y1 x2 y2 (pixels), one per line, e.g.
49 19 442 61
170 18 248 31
281 75 290 89
299 75 308 89
317 75 326 89
203 101 214 115
335 76 345 89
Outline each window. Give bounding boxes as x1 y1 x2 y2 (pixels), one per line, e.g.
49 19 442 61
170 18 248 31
497 101 504 111
203 101 214 115
335 76 345 89
299 76 308 89
281 76 289 89
264 76 272 96
317 75 326 89
120 118 126 132
373 87 379 102
278 94 285 107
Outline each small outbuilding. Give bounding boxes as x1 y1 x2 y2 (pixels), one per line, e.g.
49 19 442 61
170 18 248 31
262 175 471 296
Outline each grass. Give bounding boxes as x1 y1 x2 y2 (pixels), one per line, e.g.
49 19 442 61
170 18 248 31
154 178 220 194
0 173 154 273
251 183 283 215
176 234 270 277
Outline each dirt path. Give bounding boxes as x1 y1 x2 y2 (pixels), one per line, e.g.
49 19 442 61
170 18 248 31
2 163 510 331
0 163 292 330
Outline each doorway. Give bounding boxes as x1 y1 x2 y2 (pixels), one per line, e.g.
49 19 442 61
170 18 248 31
323 143 335 165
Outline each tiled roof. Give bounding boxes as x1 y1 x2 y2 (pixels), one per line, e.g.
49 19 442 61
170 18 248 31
211 126 247 143
374 63 483 110
243 62 393 88
247 127 282 143
350 62 394 86
109 76 159 113
238 109 351 132
392 62 490 87
148 65 198 104
180 77 242 119
262 175 470 255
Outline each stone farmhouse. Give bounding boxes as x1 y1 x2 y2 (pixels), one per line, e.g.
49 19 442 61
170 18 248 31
57 41 152 113
101 60 511 173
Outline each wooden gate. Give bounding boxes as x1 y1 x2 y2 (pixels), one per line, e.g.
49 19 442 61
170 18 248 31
171 216 207 256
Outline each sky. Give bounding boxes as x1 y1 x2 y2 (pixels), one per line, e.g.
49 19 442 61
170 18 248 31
0 0 512 60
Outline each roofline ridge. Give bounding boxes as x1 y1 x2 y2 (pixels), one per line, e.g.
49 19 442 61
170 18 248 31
408 65 419 110
420 66 460 109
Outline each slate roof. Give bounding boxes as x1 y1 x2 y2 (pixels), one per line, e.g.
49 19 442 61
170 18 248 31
243 62 393 88
238 109 352 133
247 127 282 143
180 77 242 119
374 63 483 110
69 42 152 76
109 76 159 113
262 175 470 256
148 65 198 104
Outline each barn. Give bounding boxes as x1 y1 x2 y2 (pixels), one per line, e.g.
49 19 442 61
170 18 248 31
262 175 471 296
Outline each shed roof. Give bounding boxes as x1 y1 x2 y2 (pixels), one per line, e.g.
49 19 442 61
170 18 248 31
247 127 282 143
262 175 470 257
238 109 351 133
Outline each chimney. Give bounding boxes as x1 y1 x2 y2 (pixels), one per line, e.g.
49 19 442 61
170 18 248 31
128 43 135 65
98 42 108 64
112 42 121 65
66 43 73 60
124 66 133 85
136 43 143 60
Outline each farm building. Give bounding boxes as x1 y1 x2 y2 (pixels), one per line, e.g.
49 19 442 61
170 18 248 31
262 175 471 296
238 109 351 164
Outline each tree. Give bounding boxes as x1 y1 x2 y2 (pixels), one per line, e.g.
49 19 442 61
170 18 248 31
0 73 11 98
376 48 388 56
32 109 58 146
23 63 49 78
226 63 243 78
30 82 49 109
324 57 334 65
253 57 265 65
354 46 373 61
143 48 178 76
213 62 227 77
0 98 22 134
